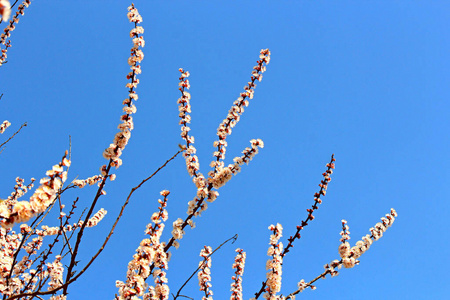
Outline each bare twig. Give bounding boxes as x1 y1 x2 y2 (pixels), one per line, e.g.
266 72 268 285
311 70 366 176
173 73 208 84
0 122 27 150
5 149 183 300
173 234 238 300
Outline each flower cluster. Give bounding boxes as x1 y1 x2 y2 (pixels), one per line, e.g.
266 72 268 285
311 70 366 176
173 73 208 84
165 50 270 276
370 208 397 241
0 152 70 228
171 218 194 248
116 190 170 300
72 174 108 188
338 208 398 269
210 138 264 189
198 246 213 300
0 0 11 22
0 0 31 66
177 69 199 178
287 208 399 298
213 49 270 173
339 219 350 243
0 120 10 133
265 223 283 300
15 208 106 238
46 255 64 291
102 3 144 172
186 182 219 217
3 177 35 202
230 248 246 300
0 227 38 296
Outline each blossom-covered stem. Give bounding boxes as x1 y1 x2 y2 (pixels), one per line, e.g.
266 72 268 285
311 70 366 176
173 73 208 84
198 246 213 299
285 208 398 299
4 228 32 291
6 151 182 300
4 195 77 294
64 5 144 295
0 151 70 228
264 224 283 300
5 189 64 277
6 177 35 203
212 49 270 174
18 224 64 295
0 120 10 133
115 191 170 299
229 140 263 173
253 154 335 299
211 139 264 189
177 68 201 179
0 0 32 67
230 248 246 300
163 194 206 252
167 141 264 261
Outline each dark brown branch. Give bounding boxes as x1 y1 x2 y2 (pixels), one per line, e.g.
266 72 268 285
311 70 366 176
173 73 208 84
6 149 183 300
253 154 336 299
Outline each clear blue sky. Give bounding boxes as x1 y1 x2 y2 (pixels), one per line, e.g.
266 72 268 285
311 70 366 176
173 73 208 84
1 1 448 299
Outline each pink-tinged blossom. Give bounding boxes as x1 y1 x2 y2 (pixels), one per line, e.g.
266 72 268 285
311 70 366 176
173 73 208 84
0 153 70 228
210 138 264 189
49 295 66 300
102 3 144 175
0 120 10 133
178 68 203 182
264 224 283 300
46 255 64 291
4 177 35 203
230 248 246 300
0 1 32 66
72 174 104 188
339 219 350 243
170 51 270 260
117 191 170 300
299 208 400 297
213 49 270 173
198 246 213 300
0 226 44 296
172 218 185 241
0 0 11 22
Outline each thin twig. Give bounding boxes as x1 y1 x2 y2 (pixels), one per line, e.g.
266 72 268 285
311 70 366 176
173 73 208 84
0 122 27 149
285 269 332 299
173 234 238 300
5 149 183 300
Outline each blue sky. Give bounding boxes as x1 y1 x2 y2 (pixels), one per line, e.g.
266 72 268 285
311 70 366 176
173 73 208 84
1 1 448 299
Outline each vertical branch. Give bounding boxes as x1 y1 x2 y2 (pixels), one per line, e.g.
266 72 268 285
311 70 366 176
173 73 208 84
63 4 145 295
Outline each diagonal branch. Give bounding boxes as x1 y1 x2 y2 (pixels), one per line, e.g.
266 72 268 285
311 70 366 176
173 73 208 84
172 234 238 300
253 154 336 299
6 149 183 300
0 122 27 150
